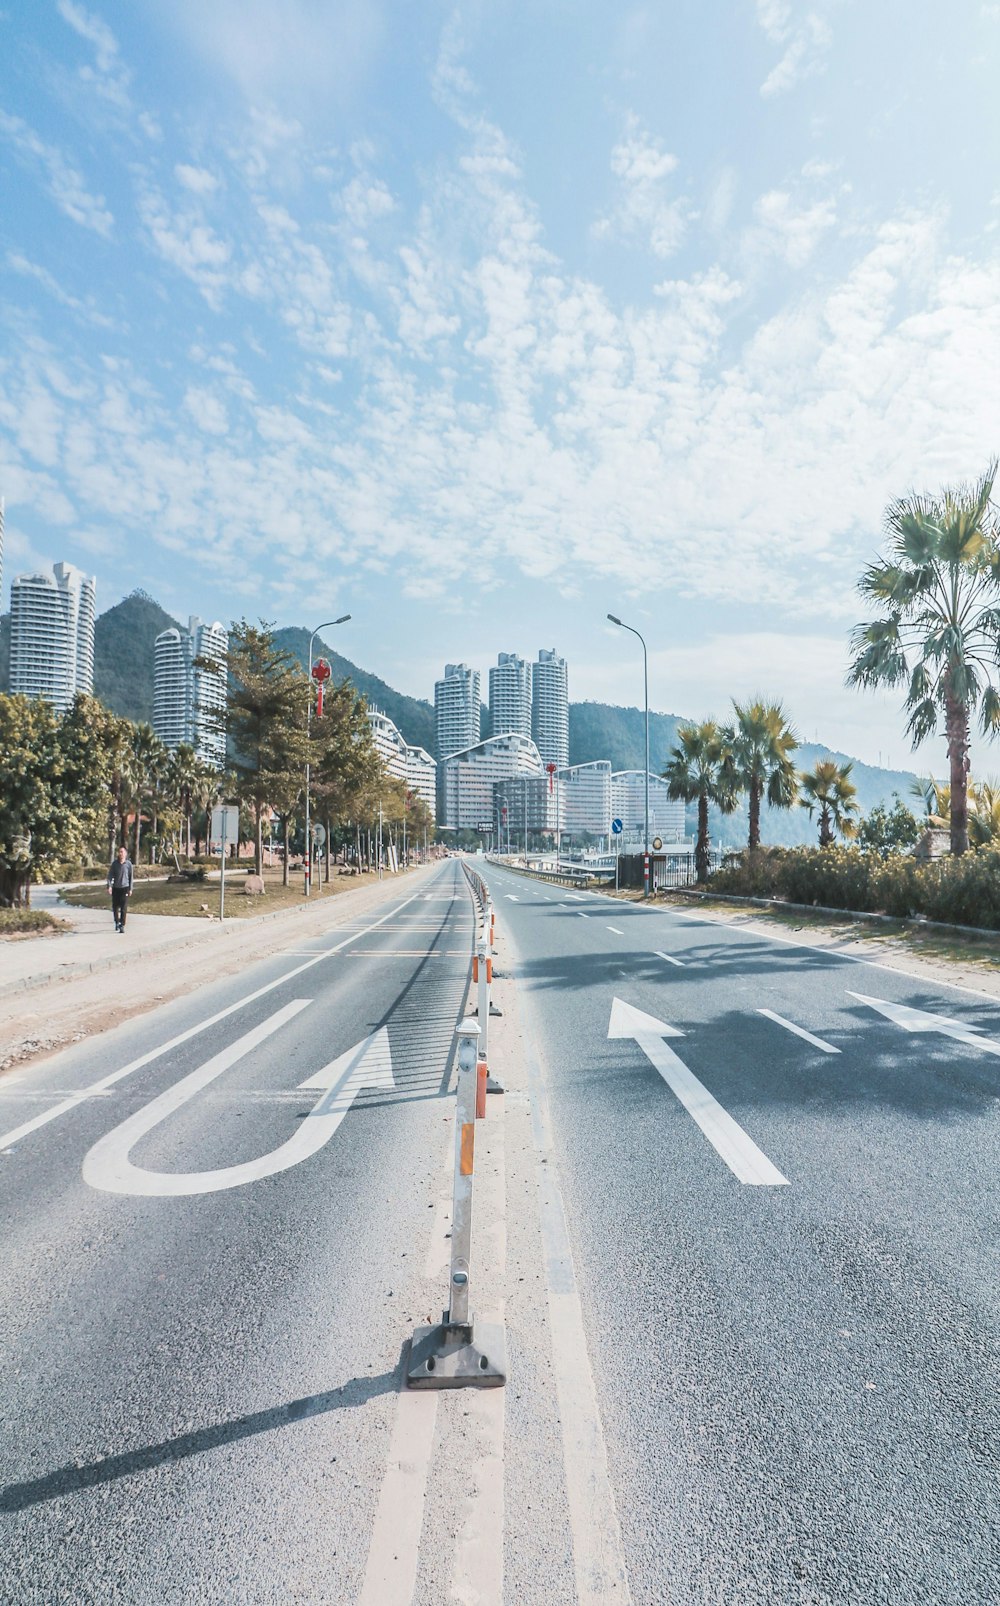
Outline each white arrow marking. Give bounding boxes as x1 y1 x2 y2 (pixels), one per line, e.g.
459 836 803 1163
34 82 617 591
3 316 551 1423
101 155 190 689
608 998 788 1186
504 894 520 902
83 1006 394 1197
848 992 1000 1055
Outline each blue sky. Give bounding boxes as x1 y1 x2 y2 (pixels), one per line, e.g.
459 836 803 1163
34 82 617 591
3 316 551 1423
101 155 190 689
2 1 1000 770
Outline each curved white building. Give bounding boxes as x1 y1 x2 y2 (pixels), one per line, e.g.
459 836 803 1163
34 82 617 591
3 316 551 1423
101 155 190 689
367 707 436 822
611 771 685 847
439 733 543 831
10 561 96 713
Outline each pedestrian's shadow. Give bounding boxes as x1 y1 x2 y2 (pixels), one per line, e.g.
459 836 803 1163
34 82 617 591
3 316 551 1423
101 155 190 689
1 1348 406 1513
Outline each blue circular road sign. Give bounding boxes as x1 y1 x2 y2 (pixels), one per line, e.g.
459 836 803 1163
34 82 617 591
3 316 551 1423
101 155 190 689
611 818 623 835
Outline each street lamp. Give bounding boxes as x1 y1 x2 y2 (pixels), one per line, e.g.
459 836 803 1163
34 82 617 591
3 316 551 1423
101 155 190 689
607 612 650 896
304 614 351 896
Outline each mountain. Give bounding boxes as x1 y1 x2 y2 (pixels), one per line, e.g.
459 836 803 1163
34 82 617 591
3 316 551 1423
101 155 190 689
274 627 435 754
93 591 180 724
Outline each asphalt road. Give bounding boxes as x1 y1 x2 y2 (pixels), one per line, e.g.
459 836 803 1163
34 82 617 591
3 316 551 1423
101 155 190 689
480 863 1000 1606
2 855 998 1605
0 867 478 1604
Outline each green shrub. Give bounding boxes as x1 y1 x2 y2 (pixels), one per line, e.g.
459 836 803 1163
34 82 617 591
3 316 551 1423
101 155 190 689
709 844 1000 928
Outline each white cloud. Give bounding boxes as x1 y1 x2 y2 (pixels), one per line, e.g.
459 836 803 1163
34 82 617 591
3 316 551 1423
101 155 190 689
136 184 232 306
160 0 383 106
747 187 838 267
183 386 229 435
175 164 219 195
594 115 688 259
0 111 114 235
756 2 834 98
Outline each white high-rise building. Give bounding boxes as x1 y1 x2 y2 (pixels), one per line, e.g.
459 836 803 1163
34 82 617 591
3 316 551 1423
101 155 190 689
611 771 685 848
367 707 436 822
153 616 228 767
489 652 532 740
434 662 480 761
0 498 5 608
9 561 96 713
532 647 569 768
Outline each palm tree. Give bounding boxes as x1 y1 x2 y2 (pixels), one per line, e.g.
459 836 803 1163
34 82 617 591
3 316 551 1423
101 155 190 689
847 463 1000 855
969 780 1000 847
166 743 199 859
799 759 859 847
722 698 799 851
663 720 736 883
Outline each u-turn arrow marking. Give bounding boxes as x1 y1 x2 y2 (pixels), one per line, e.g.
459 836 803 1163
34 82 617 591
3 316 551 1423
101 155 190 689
82 1001 395 1197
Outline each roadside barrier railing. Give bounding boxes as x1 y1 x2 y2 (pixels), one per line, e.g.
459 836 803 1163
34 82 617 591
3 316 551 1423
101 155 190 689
462 860 503 1096
406 1017 507 1387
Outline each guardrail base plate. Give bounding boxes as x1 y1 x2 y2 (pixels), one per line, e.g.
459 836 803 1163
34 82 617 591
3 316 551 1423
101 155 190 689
406 1315 507 1389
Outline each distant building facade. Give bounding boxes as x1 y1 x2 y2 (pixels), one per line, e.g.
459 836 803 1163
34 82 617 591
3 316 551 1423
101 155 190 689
9 560 96 713
439 733 543 831
153 616 228 767
367 707 436 822
494 759 611 840
434 662 480 762
611 771 685 847
531 647 569 768
489 652 532 741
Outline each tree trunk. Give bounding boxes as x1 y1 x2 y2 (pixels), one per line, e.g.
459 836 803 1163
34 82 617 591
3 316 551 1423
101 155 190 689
255 803 263 876
133 807 142 867
945 680 970 855
282 817 290 887
695 792 711 884
819 805 833 848
0 863 32 907
325 819 331 884
748 780 762 851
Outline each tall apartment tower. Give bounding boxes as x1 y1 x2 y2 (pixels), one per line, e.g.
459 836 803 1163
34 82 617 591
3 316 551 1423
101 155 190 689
489 651 532 740
532 647 569 768
9 561 96 712
153 615 228 767
0 498 5 606
434 662 481 761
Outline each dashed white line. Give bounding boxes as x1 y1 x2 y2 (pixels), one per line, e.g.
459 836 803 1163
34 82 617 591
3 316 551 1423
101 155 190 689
577 912 590 920
607 926 624 935
655 950 685 967
757 1008 840 1055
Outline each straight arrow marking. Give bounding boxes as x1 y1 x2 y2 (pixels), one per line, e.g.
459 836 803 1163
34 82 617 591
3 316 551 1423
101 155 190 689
608 998 788 1186
848 991 1000 1056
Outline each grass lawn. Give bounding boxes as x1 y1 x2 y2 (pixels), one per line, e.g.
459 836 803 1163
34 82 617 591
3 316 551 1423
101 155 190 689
60 866 390 919
0 909 71 938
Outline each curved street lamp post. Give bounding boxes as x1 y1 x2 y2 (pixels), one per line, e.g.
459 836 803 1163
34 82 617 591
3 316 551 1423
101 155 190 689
304 615 351 896
607 612 650 897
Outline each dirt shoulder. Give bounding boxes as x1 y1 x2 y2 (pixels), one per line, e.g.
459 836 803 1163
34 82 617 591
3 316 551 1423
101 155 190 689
0 866 438 1078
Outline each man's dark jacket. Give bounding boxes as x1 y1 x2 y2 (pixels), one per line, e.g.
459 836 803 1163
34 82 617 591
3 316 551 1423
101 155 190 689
107 857 134 892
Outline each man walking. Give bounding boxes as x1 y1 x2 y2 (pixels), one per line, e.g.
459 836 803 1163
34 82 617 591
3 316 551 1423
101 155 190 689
107 844 133 933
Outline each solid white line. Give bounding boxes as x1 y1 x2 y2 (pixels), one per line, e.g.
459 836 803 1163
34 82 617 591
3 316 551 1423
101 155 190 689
757 1008 840 1055
607 926 624 935
0 891 424 1152
357 1390 439 1606
655 950 685 967
526 1035 633 1605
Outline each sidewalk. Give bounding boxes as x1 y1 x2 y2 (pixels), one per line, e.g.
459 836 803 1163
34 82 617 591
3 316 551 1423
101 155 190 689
0 865 438 1074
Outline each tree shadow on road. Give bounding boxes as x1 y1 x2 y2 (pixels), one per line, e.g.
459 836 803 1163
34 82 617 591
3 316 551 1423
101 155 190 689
0 1346 407 1513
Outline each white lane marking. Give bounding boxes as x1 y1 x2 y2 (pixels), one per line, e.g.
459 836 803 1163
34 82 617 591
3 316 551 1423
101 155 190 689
607 926 624 935
0 890 425 1153
525 1012 633 1605
577 912 590 920
608 998 788 1186
83 1016 394 1197
757 1008 839 1055
504 894 520 902
848 991 1000 1055
655 950 685 967
358 1389 439 1606
565 894 586 901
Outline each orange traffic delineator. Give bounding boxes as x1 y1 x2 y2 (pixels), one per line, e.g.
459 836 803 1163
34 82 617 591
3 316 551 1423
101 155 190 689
472 954 479 983
476 1059 487 1118
486 957 493 984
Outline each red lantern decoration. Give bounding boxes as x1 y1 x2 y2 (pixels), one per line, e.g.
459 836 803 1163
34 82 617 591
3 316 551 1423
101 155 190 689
546 761 557 795
311 657 331 717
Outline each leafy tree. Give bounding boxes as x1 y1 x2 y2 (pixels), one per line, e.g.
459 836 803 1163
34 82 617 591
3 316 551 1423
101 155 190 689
663 720 736 883
722 699 799 851
848 463 1000 855
970 781 1000 848
856 794 921 857
0 695 96 905
212 621 308 873
799 759 859 847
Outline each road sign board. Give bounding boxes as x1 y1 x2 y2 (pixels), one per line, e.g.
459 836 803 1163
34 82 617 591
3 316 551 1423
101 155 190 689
611 818 623 835
210 805 240 847
476 821 493 833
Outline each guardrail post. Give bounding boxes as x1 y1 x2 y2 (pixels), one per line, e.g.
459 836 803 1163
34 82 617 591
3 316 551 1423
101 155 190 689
407 1021 506 1388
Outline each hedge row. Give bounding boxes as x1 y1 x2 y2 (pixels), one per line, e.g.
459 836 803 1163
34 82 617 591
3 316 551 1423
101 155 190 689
709 846 1000 930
